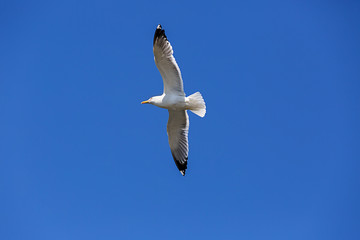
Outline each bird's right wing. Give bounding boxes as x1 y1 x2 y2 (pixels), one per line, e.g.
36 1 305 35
167 110 189 176
153 25 185 96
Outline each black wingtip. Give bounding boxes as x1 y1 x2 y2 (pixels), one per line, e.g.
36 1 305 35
153 24 167 45
172 153 188 176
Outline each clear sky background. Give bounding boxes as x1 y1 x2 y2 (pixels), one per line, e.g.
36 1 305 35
1 0 359 239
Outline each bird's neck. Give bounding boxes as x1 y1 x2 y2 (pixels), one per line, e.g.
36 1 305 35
151 95 165 107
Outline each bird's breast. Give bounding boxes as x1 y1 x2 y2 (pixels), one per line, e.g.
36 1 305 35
161 95 187 110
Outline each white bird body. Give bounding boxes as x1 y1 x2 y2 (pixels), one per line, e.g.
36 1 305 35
149 94 187 110
142 25 206 176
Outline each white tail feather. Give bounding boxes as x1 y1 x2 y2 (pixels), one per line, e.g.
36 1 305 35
188 92 206 117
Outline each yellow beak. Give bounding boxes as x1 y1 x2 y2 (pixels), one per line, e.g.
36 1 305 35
141 100 150 104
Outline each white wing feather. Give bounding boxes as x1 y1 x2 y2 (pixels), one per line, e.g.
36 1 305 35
153 25 185 96
167 110 189 175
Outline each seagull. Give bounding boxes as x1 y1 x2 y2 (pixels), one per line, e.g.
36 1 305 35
141 24 206 176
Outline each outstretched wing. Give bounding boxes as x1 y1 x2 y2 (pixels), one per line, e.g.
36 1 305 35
153 25 185 96
167 110 189 176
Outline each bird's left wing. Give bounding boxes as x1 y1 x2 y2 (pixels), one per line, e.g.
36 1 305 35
167 110 189 176
153 25 185 96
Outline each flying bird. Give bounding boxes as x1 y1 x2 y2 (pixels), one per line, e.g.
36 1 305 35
141 24 206 176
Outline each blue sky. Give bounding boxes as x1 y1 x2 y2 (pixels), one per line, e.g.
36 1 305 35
1 0 359 239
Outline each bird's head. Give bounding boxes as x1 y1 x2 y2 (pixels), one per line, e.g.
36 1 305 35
141 97 153 104
141 96 163 106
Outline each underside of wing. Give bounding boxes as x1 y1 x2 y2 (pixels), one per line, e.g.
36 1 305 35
153 25 185 95
167 110 189 176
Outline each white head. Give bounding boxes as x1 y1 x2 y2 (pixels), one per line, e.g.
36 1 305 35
141 97 153 105
141 96 163 105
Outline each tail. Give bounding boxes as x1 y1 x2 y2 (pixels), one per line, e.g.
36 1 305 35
188 92 206 117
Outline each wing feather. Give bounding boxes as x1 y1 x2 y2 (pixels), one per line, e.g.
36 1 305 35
153 25 185 95
167 110 189 175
